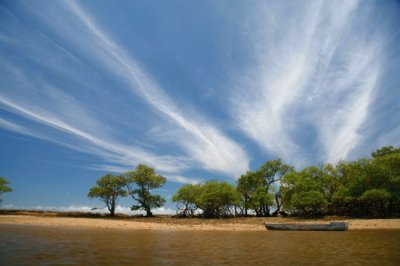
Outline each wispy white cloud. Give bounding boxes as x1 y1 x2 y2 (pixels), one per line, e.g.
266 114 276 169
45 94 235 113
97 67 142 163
85 165 199 184
164 175 201 185
0 95 190 173
231 0 386 165
1 0 396 181
61 0 250 177
0 0 250 178
0 118 30 136
316 44 381 162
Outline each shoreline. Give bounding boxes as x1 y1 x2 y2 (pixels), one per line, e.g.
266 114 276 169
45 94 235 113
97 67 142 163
1 210 400 231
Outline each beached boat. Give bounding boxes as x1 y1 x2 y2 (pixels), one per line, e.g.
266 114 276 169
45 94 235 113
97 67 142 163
265 222 348 231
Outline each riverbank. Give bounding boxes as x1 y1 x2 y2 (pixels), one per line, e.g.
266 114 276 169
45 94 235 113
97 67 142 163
1 210 399 231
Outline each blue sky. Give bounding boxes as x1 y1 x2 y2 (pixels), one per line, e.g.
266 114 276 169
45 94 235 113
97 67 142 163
1 0 399 213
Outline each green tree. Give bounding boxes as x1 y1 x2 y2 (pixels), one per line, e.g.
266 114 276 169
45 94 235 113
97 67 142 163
88 174 127 216
371 146 400 158
360 189 391 217
281 167 328 216
172 184 201 217
236 160 292 217
195 180 239 218
319 163 341 204
259 146 400 218
125 164 166 216
0 177 12 207
331 149 400 217
257 159 293 216
331 159 371 216
250 186 274 216
237 171 263 216
259 159 293 191
369 147 400 216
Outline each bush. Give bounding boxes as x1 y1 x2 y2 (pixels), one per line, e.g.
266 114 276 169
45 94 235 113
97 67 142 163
360 189 391 217
173 180 239 218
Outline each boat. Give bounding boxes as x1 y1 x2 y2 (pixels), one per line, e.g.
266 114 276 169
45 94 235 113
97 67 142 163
265 221 348 231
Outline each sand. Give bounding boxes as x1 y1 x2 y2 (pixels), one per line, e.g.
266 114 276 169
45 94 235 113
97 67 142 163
1 211 400 231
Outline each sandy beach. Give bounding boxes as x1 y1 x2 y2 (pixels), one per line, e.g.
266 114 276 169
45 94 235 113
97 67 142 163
1 211 399 231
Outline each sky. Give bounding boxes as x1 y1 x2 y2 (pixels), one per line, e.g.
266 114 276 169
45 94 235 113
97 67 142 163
1 0 399 213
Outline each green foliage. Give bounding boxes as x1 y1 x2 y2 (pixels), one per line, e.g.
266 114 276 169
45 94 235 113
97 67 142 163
0 177 12 207
0 177 12 193
360 189 392 217
88 174 127 216
172 184 201 217
318 163 341 203
171 145 400 218
236 159 293 216
282 166 331 216
195 180 239 218
371 146 400 158
360 189 391 202
281 146 400 217
330 147 400 217
290 191 328 215
173 180 239 218
250 186 274 213
258 159 293 190
370 149 400 199
237 171 264 216
125 164 166 216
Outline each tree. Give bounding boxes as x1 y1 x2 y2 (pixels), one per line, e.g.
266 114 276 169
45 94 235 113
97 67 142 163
331 149 400 217
257 159 293 216
125 164 166 216
360 189 391 217
259 159 293 192
371 146 400 158
236 160 293 217
369 147 400 216
88 174 127 216
250 186 274 216
172 184 201 217
237 171 263 216
195 180 239 218
281 167 328 216
0 177 12 207
173 180 239 218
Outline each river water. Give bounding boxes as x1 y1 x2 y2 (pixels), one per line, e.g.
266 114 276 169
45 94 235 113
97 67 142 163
1 224 399 265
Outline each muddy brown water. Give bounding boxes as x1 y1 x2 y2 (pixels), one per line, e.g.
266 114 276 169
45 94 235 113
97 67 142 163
1 224 399 265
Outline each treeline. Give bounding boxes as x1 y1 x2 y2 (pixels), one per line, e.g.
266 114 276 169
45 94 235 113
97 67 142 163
3 146 397 219
282 146 400 217
173 146 400 218
172 159 291 218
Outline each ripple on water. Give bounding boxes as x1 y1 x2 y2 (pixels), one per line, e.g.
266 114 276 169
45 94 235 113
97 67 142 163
0 224 399 265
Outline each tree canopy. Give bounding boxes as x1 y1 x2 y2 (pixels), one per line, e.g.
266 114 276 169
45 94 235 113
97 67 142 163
236 159 293 216
88 174 127 216
280 146 400 217
281 166 328 216
172 183 201 217
125 164 166 216
173 180 239 218
172 145 400 218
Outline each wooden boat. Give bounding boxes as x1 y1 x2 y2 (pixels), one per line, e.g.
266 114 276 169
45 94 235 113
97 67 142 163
265 222 348 231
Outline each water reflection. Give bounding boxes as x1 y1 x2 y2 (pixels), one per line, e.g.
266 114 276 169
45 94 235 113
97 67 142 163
1 224 399 265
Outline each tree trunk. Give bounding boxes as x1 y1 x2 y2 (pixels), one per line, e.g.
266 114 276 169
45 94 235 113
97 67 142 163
110 202 115 216
244 195 249 216
146 209 153 217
